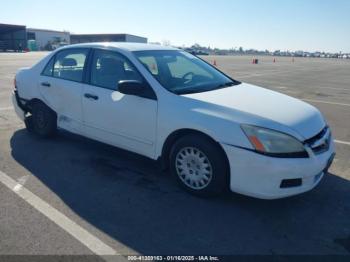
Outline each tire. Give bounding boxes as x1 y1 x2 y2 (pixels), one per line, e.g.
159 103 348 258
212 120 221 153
169 134 229 197
24 115 34 133
26 102 57 138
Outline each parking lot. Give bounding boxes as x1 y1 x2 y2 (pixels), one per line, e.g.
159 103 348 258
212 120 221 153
0 52 349 258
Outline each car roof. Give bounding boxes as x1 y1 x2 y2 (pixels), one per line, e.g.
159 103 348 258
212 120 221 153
59 42 179 52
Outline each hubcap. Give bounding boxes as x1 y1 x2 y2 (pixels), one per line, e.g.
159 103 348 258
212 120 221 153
175 147 213 190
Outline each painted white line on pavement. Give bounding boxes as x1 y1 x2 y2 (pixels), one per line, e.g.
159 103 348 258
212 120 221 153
277 86 350 92
282 90 298 94
316 86 350 92
0 107 13 111
0 170 118 257
13 175 29 192
13 183 23 192
335 140 350 146
302 99 350 107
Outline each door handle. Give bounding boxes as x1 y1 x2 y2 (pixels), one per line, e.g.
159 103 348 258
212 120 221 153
41 82 51 87
84 93 99 100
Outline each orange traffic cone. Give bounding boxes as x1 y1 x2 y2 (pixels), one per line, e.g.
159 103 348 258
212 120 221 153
213 60 217 66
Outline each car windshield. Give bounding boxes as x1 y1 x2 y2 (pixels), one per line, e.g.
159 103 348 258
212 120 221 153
133 50 240 95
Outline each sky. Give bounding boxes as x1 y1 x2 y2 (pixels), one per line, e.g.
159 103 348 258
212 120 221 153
1 0 350 52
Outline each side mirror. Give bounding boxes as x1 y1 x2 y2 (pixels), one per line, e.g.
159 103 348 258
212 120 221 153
118 80 145 97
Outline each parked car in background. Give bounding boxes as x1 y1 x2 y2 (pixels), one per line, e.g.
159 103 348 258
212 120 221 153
12 43 335 199
184 48 209 56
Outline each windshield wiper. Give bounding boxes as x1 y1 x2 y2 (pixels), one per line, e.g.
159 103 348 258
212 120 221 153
175 87 211 95
175 82 237 95
215 81 236 88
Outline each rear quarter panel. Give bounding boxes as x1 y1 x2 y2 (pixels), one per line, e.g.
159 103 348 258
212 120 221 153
15 53 53 102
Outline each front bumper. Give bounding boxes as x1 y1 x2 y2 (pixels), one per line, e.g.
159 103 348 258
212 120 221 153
222 139 335 199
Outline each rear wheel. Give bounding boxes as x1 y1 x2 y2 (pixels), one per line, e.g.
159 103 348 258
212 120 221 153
24 115 34 132
169 134 229 197
26 102 57 138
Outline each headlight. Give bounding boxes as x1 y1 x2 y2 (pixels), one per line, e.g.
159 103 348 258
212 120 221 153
241 124 307 157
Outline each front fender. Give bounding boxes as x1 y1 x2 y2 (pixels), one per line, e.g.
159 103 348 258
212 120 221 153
155 98 253 159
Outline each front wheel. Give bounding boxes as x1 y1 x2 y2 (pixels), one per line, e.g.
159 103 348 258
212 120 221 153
169 135 229 197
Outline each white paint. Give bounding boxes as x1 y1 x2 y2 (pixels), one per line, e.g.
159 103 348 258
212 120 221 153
185 83 325 140
0 107 13 111
13 175 29 192
281 90 298 94
302 99 350 107
335 140 350 146
13 184 23 192
236 68 305 79
222 140 335 200
316 86 350 92
276 86 349 92
0 170 118 257
12 43 336 200
82 82 157 158
17 175 29 184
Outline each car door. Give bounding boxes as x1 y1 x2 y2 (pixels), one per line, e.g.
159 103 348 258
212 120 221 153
81 49 158 158
38 48 89 133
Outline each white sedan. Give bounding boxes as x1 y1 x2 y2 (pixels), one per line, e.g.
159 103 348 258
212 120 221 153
12 43 335 199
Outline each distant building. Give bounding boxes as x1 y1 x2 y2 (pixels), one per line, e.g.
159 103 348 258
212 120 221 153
70 34 147 44
1 23 147 51
0 23 27 51
27 28 70 50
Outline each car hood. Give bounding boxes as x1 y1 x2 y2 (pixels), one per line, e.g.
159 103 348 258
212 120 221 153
183 83 325 140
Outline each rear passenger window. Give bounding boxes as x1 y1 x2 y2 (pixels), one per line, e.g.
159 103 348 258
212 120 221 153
91 49 143 90
53 49 88 82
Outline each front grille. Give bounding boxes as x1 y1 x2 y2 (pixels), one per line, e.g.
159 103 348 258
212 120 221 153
304 126 331 154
